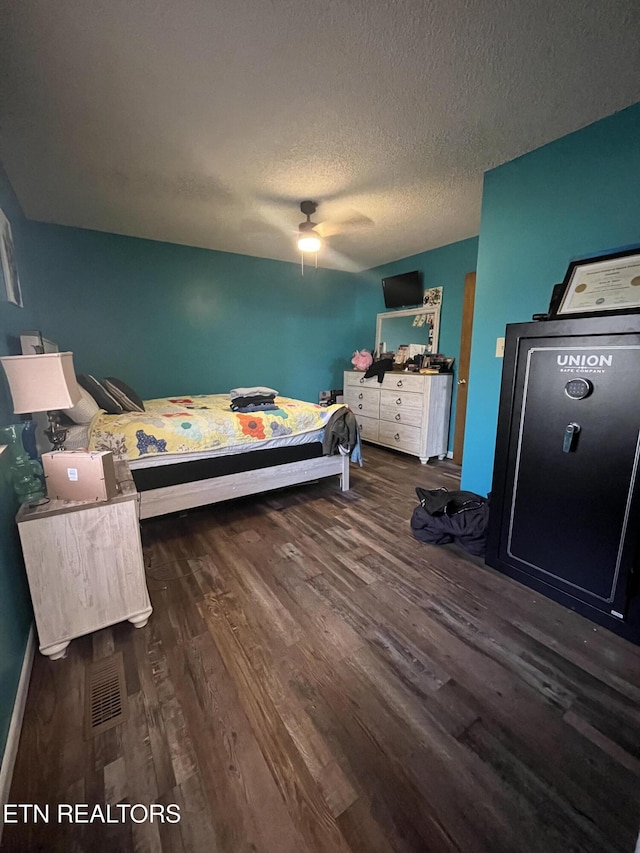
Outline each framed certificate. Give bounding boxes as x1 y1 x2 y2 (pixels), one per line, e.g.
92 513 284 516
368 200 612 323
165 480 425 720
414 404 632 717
549 248 640 318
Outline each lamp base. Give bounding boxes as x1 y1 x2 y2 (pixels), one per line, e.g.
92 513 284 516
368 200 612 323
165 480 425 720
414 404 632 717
45 411 68 451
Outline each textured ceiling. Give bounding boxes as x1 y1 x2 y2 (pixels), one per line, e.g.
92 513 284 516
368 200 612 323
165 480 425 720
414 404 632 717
0 0 639 272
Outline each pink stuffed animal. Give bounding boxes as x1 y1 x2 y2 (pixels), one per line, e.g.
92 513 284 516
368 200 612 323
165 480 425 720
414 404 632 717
351 349 373 371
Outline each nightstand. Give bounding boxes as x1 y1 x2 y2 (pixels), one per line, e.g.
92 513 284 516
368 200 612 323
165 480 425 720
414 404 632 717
16 461 152 660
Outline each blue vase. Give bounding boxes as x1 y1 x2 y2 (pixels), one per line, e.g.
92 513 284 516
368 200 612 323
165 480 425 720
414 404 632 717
21 417 39 460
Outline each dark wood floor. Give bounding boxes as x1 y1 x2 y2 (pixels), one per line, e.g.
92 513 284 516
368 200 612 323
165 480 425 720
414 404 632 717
4 445 640 852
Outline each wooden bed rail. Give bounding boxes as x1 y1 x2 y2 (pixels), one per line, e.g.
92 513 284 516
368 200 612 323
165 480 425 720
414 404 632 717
137 452 349 519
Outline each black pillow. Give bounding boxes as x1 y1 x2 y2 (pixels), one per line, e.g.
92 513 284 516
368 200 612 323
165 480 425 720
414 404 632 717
77 374 124 415
103 377 145 413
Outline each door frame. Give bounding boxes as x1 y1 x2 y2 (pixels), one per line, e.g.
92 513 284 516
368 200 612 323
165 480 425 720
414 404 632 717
453 271 476 465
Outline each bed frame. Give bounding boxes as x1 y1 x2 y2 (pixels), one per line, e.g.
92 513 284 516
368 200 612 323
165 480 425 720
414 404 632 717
132 451 350 519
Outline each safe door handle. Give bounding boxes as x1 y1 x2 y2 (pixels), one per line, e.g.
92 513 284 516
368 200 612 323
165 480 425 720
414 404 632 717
563 423 581 453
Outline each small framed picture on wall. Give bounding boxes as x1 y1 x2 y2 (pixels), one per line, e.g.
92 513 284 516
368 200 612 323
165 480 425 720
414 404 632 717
0 207 23 307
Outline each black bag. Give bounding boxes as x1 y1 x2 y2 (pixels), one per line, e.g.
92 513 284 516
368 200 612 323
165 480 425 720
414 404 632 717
410 487 489 557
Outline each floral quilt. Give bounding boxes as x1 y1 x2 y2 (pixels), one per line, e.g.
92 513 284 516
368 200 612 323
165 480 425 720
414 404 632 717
88 394 344 460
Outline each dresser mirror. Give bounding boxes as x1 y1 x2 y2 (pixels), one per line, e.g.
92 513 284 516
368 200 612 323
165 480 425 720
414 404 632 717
375 305 441 358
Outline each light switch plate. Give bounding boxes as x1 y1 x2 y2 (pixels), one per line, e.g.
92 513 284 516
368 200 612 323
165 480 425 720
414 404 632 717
496 337 505 358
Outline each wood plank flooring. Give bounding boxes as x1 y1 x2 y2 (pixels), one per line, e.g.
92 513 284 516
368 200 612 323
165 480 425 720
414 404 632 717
4 445 640 852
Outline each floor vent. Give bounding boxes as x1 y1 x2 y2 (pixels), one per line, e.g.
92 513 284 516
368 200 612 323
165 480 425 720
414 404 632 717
85 651 128 738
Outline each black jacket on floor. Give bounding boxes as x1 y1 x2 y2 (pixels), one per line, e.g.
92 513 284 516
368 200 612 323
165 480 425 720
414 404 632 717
410 488 489 557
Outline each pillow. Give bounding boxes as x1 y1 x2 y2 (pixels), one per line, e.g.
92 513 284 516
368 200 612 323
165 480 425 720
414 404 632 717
103 377 145 412
77 374 124 415
63 385 101 424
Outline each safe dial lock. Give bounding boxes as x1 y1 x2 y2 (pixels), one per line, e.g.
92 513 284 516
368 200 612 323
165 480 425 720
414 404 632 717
564 378 593 400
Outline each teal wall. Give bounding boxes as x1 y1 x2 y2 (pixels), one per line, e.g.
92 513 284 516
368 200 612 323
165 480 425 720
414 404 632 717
21 224 358 401
0 165 36 770
463 102 640 496
353 237 479 451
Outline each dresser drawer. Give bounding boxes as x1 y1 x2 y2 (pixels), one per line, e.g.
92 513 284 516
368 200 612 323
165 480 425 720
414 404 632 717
379 403 423 428
378 421 422 455
380 372 425 393
344 371 380 388
344 387 379 419
379 389 424 426
354 414 378 442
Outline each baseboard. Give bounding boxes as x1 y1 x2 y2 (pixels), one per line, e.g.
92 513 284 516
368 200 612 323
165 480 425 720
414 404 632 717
0 624 35 831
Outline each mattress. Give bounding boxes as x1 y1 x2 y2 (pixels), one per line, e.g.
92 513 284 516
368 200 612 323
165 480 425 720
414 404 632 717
132 440 324 492
129 427 324 469
88 394 343 462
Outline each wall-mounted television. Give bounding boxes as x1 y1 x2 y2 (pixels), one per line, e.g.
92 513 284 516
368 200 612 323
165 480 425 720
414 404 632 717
381 270 423 309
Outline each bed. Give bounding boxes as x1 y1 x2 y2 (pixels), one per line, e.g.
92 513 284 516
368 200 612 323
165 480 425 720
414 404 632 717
84 394 351 519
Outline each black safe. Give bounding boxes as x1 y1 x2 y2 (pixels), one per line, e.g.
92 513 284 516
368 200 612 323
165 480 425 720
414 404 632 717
486 314 640 643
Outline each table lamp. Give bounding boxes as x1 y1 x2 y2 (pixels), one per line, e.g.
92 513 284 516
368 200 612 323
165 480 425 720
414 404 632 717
0 352 82 451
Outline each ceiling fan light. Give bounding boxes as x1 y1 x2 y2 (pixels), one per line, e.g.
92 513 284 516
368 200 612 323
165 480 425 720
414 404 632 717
298 232 322 253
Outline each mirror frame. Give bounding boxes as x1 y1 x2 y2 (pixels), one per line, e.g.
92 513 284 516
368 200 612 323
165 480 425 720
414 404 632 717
375 305 441 356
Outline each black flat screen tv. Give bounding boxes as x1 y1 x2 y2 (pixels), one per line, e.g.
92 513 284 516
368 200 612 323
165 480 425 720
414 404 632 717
381 270 423 309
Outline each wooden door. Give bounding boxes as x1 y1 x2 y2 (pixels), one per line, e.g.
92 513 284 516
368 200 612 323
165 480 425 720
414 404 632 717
453 271 476 465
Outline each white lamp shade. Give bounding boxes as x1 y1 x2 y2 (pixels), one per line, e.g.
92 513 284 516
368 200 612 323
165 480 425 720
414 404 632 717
0 352 82 414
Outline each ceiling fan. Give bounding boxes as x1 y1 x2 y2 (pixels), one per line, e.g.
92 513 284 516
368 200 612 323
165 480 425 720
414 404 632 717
296 199 374 251
297 200 322 254
245 196 375 272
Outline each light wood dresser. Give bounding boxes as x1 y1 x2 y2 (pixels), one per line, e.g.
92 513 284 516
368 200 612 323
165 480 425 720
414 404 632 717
343 370 453 463
16 461 152 660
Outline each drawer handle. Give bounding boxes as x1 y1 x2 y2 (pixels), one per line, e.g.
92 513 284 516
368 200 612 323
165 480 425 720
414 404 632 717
396 397 402 405
394 433 400 441
358 403 363 410
358 392 363 399
360 377 366 383
396 380 403 387
395 413 401 421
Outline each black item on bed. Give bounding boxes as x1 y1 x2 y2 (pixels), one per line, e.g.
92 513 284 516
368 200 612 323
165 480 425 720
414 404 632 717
230 393 274 405
231 403 279 412
132 442 323 492
230 391 277 412
230 395 277 412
